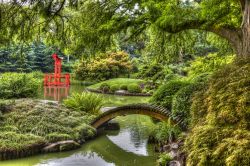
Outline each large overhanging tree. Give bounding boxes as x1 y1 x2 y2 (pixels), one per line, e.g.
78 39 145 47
81 0 248 58
1 0 249 57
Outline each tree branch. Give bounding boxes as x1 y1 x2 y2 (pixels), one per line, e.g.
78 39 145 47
208 26 242 46
157 18 241 51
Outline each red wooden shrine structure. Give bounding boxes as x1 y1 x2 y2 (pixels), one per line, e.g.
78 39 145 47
44 53 70 86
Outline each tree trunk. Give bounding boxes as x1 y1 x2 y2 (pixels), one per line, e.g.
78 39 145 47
207 0 250 58
237 0 250 57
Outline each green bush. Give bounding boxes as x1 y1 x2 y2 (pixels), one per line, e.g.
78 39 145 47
74 51 132 81
185 57 250 165
172 79 208 128
157 153 173 166
120 84 128 90
64 92 104 114
150 80 188 110
99 83 110 89
187 53 234 78
99 83 110 93
110 84 119 92
151 122 181 143
127 84 142 93
0 73 41 99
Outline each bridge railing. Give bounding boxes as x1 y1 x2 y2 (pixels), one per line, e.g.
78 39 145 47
91 103 186 130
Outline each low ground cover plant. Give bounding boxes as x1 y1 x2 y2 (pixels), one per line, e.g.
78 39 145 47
0 99 96 159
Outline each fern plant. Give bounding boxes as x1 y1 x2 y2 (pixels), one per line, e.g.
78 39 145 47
63 92 104 115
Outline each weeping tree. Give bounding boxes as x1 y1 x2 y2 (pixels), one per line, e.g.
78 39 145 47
87 0 250 57
69 0 250 58
1 0 249 57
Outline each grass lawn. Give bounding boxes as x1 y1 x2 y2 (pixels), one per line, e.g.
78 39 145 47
88 78 145 89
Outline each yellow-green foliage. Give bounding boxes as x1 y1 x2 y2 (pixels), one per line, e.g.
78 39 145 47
0 132 45 151
185 57 250 166
187 53 234 78
0 72 41 99
0 99 96 152
63 92 104 115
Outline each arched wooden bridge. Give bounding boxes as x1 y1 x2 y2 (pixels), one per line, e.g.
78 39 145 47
91 103 185 129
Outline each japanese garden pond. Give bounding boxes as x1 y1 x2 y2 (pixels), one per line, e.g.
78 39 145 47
38 81 150 106
0 115 158 166
0 82 158 166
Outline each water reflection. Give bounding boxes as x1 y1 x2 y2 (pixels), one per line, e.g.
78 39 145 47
36 152 115 166
40 83 149 106
107 128 148 156
43 86 69 101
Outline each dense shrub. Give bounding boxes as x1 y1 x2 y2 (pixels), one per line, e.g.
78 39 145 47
138 65 164 79
74 51 132 81
185 57 250 165
150 80 188 110
120 84 128 90
157 153 173 166
64 92 104 115
187 53 234 78
172 75 210 128
110 84 120 92
0 73 41 99
127 84 142 93
99 83 110 92
151 122 181 143
137 64 176 83
0 99 96 153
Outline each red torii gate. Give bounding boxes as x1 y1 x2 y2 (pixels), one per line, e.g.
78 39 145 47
44 53 70 86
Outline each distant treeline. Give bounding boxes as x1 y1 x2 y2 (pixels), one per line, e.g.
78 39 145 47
0 42 72 73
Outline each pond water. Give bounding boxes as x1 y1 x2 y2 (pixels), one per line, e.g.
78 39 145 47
0 115 158 166
39 82 150 106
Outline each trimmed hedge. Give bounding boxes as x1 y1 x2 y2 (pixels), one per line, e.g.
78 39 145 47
99 83 110 93
127 84 142 93
172 83 205 128
110 84 120 92
150 80 189 110
120 84 128 90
